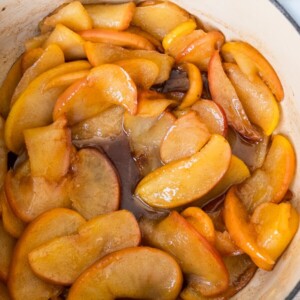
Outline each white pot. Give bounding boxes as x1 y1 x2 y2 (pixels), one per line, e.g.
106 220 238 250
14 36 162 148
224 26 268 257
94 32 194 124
0 1 299 299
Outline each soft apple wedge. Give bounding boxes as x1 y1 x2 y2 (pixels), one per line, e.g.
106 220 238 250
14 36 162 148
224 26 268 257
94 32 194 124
72 105 124 140
132 1 190 40
8 208 85 300
215 230 243 256
0 220 16 281
251 202 299 270
208 51 262 141
224 186 275 268
160 111 211 163
79 29 155 51
5 60 91 154
21 47 44 73
24 116 71 182
69 148 120 220
53 64 137 125
85 2 136 30
237 135 296 212
224 63 279 135
28 210 140 285
221 42 284 101
0 117 7 188
24 33 50 51
192 99 227 136
115 58 159 89
43 24 86 60
68 247 182 300
136 134 231 208
0 281 10 300
84 42 174 84
40 1 92 32
140 211 229 296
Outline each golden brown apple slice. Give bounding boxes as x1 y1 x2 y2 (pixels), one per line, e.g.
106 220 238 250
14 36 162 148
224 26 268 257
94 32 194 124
53 64 137 125
40 1 92 32
132 1 190 40
192 99 227 136
135 134 231 208
68 247 182 300
215 230 243 257
0 281 10 300
24 33 50 51
0 220 16 281
69 148 120 220
221 41 284 101
44 24 86 60
208 51 262 141
160 111 211 163
21 47 44 73
5 60 91 154
24 116 71 182
84 42 174 84
28 210 140 285
5 160 71 222
0 117 7 188
140 211 229 296
8 208 85 300
224 62 279 135
237 135 296 212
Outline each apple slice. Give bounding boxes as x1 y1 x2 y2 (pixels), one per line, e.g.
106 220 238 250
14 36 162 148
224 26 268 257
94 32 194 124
24 32 50 51
0 117 7 188
8 208 85 300
69 148 120 220
208 51 262 141
21 47 44 73
0 281 10 300
28 210 140 285
160 111 211 163
221 41 284 101
5 60 91 154
215 230 243 256
53 64 137 125
68 247 182 300
192 99 227 136
84 42 174 84
135 134 231 208
84 2 136 30
237 135 296 212
224 63 279 135
140 211 229 296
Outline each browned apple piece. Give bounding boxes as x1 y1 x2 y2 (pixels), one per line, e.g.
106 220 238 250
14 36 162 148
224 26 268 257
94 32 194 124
8 208 85 300
28 210 140 285
160 111 210 163
0 220 16 281
208 51 262 141
5 160 71 222
0 117 7 188
215 230 243 256
192 99 227 136
84 42 174 84
0 281 10 300
40 1 92 32
140 211 229 296
21 47 44 73
135 134 231 208
44 24 86 60
132 1 190 40
72 105 124 141
24 33 51 51
24 116 71 182
85 2 136 30
68 247 182 300
69 148 120 220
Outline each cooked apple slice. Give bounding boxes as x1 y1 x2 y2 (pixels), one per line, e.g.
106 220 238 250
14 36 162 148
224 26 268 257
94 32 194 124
140 211 228 296
44 24 86 60
5 60 91 154
237 135 295 212
0 220 16 281
224 63 279 135
68 246 182 300
85 2 135 30
221 41 284 101
115 58 159 89
8 208 85 300
132 1 190 40
136 134 231 208
40 1 92 32
28 210 140 285
21 47 44 73
0 117 7 187
215 230 243 256
69 148 120 220
0 281 10 300
24 32 50 51
208 51 262 141
160 111 210 163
